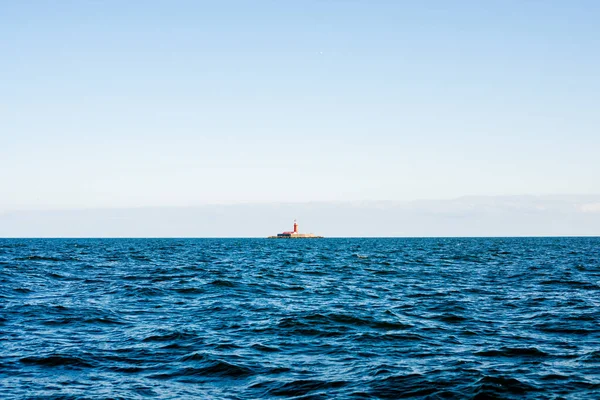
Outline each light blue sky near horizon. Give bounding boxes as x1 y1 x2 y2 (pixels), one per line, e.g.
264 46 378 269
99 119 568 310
1 1 599 212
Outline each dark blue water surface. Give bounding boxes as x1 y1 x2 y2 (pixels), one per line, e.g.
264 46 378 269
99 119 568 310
1 238 599 399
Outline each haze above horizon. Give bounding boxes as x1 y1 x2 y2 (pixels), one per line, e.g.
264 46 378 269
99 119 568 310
1 1 599 214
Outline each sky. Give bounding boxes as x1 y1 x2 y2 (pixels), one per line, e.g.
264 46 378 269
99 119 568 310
2 196 600 237
1 1 599 213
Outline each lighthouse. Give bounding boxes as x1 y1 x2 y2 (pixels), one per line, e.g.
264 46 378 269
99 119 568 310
268 219 323 239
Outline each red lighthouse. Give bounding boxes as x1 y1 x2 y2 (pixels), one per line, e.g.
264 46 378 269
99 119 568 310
293 219 298 233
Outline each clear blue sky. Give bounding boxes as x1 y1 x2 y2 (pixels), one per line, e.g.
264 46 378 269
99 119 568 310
1 1 599 211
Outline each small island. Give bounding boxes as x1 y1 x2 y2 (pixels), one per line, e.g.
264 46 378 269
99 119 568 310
268 220 323 239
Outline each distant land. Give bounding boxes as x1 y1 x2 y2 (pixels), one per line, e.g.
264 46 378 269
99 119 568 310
1 195 599 238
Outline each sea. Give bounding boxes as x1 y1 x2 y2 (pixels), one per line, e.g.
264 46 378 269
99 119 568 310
1 237 599 399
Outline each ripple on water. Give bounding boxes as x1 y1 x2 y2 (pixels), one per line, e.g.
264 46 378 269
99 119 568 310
1 237 600 398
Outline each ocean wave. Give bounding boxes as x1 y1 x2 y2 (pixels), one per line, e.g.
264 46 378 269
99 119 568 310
2 237 600 398
20 355 94 368
475 347 550 358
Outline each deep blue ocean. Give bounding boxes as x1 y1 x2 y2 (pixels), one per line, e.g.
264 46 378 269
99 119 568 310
1 238 599 399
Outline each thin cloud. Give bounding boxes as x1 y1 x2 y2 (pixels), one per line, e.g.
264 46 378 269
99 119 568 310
580 203 600 213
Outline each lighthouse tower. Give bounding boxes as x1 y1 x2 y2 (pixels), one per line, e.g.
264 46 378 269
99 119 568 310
293 219 298 234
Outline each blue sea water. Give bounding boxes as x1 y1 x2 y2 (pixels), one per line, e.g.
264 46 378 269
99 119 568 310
1 237 599 399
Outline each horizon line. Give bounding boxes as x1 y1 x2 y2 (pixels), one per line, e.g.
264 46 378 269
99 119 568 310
2 235 599 239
